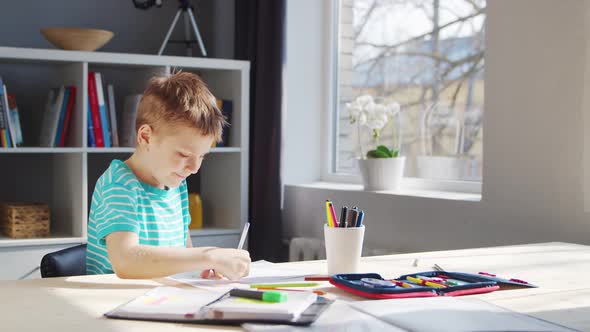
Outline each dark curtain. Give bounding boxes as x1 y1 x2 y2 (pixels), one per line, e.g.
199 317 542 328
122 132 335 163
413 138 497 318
235 0 286 262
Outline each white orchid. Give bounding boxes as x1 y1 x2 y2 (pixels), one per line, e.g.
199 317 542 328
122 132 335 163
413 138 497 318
346 95 402 158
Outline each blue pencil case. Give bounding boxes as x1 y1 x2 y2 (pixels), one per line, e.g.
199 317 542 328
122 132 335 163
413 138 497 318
329 271 513 299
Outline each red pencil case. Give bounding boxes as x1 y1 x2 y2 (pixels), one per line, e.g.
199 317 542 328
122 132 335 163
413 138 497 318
330 271 501 299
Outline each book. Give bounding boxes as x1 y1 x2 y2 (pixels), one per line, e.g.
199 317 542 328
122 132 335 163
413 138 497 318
53 87 70 147
94 72 110 147
87 96 95 147
58 86 76 147
107 84 119 147
0 77 6 147
215 98 233 147
88 72 104 147
1 84 14 147
39 86 65 147
7 93 23 147
119 94 142 147
105 286 327 325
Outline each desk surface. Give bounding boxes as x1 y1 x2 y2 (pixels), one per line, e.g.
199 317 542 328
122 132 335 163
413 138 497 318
1 242 589 331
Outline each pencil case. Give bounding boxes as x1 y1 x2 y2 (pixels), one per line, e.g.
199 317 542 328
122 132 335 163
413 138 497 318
330 271 504 299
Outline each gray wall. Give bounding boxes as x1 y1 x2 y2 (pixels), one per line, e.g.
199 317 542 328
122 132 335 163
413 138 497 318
284 0 590 253
0 0 234 57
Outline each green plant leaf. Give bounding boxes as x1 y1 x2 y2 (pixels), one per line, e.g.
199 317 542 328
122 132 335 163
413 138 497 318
376 145 392 157
391 149 399 157
366 149 390 158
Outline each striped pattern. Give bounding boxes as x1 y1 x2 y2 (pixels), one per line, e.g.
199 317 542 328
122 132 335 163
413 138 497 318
86 160 190 275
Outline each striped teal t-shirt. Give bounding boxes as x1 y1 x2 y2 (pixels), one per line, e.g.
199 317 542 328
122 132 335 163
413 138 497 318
86 159 190 275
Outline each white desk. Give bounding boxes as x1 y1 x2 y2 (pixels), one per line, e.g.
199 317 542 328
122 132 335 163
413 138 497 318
1 242 588 331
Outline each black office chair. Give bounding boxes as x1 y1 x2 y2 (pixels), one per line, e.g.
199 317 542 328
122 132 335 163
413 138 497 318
40 244 87 278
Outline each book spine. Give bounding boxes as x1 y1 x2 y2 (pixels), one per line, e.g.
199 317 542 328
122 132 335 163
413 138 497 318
107 84 119 147
39 89 57 147
0 76 6 147
0 81 13 147
87 95 95 147
88 72 104 147
7 93 23 147
48 86 65 147
0 130 5 147
94 73 110 148
218 99 233 147
59 86 76 147
54 87 70 147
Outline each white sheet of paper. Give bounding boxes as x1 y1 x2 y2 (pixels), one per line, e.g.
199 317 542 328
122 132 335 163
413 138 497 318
349 297 577 332
168 260 316 287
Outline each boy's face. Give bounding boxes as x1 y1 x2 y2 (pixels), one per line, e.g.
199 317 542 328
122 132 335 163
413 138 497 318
144 124 215 189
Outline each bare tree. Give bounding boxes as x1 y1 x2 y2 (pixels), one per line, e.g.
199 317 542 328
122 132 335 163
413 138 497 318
349 0 485 157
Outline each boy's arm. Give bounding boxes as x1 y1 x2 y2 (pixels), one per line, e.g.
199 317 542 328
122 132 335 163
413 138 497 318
106 231 249 280
186 233 193 248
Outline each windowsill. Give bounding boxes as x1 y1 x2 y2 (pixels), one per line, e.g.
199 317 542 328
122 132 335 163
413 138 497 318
290 181 482 202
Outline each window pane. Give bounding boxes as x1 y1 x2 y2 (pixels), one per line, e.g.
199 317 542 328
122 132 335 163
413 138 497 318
335 0 485 181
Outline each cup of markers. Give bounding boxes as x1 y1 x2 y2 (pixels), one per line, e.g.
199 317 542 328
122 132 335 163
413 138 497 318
323 200 366 274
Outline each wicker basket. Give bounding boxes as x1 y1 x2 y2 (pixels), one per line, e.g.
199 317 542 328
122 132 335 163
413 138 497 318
0 202 50 238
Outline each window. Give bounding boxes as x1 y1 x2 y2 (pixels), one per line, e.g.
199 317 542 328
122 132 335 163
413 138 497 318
332 0 486 183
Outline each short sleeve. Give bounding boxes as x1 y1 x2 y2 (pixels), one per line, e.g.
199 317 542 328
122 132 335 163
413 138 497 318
93 183 139 245
179 180 191 237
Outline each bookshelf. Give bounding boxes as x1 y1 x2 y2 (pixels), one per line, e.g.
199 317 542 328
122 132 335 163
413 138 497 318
0 47 249 279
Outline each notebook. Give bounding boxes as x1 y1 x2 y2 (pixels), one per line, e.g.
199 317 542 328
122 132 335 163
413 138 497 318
105 286 330 326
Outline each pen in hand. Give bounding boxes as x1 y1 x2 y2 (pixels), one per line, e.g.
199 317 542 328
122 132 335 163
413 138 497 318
203 222 250 279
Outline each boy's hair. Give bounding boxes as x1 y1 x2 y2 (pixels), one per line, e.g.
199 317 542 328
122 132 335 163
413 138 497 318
136 71 226 142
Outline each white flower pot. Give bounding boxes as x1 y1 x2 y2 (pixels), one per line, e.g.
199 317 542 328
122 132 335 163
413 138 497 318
357 157 406 191
416 156 475 181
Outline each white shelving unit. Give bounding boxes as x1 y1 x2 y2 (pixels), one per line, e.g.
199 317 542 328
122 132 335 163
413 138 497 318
0 47 249 279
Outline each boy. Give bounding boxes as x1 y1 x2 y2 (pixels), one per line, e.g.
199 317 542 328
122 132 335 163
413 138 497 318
86 72 250 280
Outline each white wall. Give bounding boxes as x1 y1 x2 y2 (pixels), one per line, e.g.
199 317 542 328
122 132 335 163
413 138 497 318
284 0 590 253
283 0 326 186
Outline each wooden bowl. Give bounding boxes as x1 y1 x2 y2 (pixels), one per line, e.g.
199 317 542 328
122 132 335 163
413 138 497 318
40 28 114 51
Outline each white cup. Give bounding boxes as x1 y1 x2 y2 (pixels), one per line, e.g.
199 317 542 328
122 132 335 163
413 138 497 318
324 224 365 275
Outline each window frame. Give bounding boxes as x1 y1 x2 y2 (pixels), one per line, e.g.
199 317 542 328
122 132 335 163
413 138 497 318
321 0 482 194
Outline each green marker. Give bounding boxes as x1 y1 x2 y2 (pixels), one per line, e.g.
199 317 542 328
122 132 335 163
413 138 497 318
229 288 288 303
249 282 320 289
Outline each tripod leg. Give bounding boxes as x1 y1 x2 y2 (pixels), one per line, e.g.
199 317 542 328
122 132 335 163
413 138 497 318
187 8 208 57
183 11 193 56
158 8 183 55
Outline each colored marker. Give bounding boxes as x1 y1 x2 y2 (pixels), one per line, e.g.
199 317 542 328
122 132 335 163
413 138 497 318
325 200 333 227
328 201 339 227
390 279 415 288
230 288 287 303
348 207 358 228
356 210 365 227
340 206 348 228
416 275 448 286
406 276 447 288
361 278 397 288
305 275 331 281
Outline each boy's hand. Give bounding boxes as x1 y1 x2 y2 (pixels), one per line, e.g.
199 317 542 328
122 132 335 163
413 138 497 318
205 248 251 280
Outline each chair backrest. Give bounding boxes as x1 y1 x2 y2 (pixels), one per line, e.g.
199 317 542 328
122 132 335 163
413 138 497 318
40 244 87 278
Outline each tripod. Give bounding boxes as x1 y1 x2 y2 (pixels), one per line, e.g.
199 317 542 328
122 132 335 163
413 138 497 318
158 0 207 56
